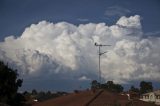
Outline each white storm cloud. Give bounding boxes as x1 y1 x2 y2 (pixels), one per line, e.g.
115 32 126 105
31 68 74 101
0 15 160 84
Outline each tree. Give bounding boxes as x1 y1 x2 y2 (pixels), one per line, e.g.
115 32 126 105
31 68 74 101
91 80 100 89
140 81 153 94
114 84 124 93
96 81 123 93
0 61 25 106
129 85 140 93
105 81 123 93
32 89 38 95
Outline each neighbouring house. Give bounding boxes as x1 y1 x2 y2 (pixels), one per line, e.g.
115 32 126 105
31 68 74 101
140 90 160 105
120 91 140 100
126 91 140 100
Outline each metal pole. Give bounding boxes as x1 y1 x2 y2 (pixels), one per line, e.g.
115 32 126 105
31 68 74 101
95 42 111 85
99 46 101 84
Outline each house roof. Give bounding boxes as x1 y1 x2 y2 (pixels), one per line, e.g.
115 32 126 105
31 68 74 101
33 90 157 106
142 90 160 96
154 90 160 94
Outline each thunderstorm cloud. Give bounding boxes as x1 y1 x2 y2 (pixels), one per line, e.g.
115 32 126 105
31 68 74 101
0 15 160 85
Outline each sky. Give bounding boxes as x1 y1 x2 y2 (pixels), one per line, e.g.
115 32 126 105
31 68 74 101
0 0 160 91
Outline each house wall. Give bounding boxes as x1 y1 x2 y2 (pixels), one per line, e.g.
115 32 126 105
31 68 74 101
141 95 150 102
140 92 160 105
149 92 155 102
155 95 160 105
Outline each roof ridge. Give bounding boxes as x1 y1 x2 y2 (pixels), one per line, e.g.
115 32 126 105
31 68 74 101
85 90 104 106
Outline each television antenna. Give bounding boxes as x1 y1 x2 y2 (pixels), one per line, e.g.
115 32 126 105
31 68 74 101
95 42 111 84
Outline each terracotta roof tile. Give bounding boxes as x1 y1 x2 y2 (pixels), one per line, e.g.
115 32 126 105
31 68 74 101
33 90 157 106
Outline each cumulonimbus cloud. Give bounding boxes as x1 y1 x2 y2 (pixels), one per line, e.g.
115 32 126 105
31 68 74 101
0 15 160 84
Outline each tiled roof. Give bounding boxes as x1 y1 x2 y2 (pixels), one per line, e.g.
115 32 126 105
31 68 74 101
142 90 160 95
33 90 157 106
154 90 160 94
33 90 99 106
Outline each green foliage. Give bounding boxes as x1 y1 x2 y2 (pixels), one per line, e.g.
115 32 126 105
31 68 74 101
91 80 123 93
0 61 25 106
91 80 100 89
102 81 123 93
32 89 38 95
140 81 153 94
129 85 140 93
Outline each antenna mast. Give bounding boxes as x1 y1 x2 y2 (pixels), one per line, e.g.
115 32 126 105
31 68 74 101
95 42 111 84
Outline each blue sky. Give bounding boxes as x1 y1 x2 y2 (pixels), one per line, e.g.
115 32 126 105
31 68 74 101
0 0 160 91
0 0 160 40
